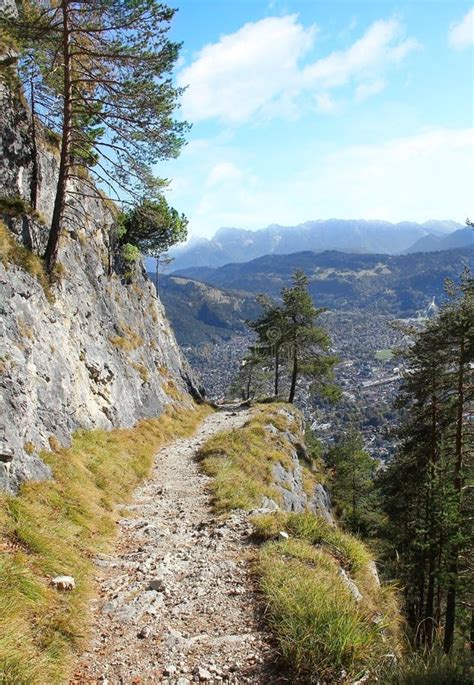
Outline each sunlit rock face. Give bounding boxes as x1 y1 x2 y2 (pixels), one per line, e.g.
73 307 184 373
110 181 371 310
0 87 202 493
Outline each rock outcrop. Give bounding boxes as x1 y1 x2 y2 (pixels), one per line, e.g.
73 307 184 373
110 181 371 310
0 85 202 493
259 406 333 521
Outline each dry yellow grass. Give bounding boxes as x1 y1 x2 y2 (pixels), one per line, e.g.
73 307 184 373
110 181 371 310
197 403 302 511
109 322 143 352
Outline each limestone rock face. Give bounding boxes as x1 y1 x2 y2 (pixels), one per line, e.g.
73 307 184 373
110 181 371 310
261 408 333 522
0 88 203 493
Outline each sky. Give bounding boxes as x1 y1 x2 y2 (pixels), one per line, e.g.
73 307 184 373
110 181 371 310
156 0 474 240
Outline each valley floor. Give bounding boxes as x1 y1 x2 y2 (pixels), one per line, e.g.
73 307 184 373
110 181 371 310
71 409 279 685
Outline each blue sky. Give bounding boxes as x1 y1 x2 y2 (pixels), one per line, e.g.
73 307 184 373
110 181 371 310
157 1 474 239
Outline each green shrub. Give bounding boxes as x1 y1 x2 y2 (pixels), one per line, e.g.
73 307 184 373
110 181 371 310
121 243 140 263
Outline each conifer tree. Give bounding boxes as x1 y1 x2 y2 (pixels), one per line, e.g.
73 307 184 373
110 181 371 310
281 270 339 404
247 271 339 404
3 0 188 272
326 431 377 536
248 296 287 398
379 270 473 652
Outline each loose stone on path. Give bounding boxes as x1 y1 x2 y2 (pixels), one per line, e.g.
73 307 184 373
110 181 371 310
71 410 278 684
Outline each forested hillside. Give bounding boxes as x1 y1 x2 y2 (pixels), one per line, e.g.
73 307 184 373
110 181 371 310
174 247 472 315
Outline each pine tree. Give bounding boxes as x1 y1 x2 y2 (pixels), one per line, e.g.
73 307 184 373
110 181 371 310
325 430 377 536
3 1 188 272
248 296 287 398
246 271 339 404
379 270 473 652
281 270 339 404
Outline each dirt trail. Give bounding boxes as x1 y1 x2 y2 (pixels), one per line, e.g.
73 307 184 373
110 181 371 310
72 409 279 685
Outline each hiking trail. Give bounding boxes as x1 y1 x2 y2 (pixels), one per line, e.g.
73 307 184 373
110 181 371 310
72 408 280 685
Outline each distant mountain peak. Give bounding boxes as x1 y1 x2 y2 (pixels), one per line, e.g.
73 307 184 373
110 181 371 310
169 218 464 272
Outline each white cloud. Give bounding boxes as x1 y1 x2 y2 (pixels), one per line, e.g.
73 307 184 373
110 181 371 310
315 92 337 113
178 15 316 124
206 162 245 187
180 128 474 237
178 16 418 124
449 8 474 49
300 19 417 89
355 78 386 102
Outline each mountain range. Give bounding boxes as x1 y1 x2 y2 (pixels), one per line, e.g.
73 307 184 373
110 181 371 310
167 219 465 271
406 226 472 253
158 274 260 347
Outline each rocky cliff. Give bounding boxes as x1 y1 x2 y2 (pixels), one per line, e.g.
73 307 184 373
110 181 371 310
0 84 202 493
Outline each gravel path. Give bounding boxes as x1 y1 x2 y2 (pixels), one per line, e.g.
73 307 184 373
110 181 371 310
71 409 279 685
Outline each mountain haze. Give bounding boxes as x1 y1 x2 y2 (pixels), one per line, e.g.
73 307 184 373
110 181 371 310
405 226 473 253
168 219 462 271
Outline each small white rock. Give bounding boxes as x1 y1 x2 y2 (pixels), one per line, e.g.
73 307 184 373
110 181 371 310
197 667 212 681
137 625 151 639
279 531 289 540
51 575 75 591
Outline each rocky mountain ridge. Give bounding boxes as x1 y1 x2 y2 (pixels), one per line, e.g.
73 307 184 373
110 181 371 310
166 218 463 271
0 83 201 493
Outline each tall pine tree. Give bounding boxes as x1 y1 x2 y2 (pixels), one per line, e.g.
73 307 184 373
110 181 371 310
379 270 473 652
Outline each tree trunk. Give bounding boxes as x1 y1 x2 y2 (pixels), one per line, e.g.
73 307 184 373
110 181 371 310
274 345 279 397
30 79 39 212
424 551 436 648
443 335 466 654
424 390 438 648
44 0 72 273
288 343 298 404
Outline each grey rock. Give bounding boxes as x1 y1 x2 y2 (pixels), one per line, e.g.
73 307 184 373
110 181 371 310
148 578 166 592
197 667 212 681
268 440 333 521
338 568 363 602
0 84 203 493
51 575 75 591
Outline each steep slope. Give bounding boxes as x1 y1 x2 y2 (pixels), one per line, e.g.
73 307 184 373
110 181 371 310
169 219 462 270
157 274 261 347
0 85 201 493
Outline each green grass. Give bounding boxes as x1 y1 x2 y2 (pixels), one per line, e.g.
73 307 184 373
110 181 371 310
198 403 309 511
254 512 402 682
251 510 372 573
0 402 212 685
381 649 473 684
